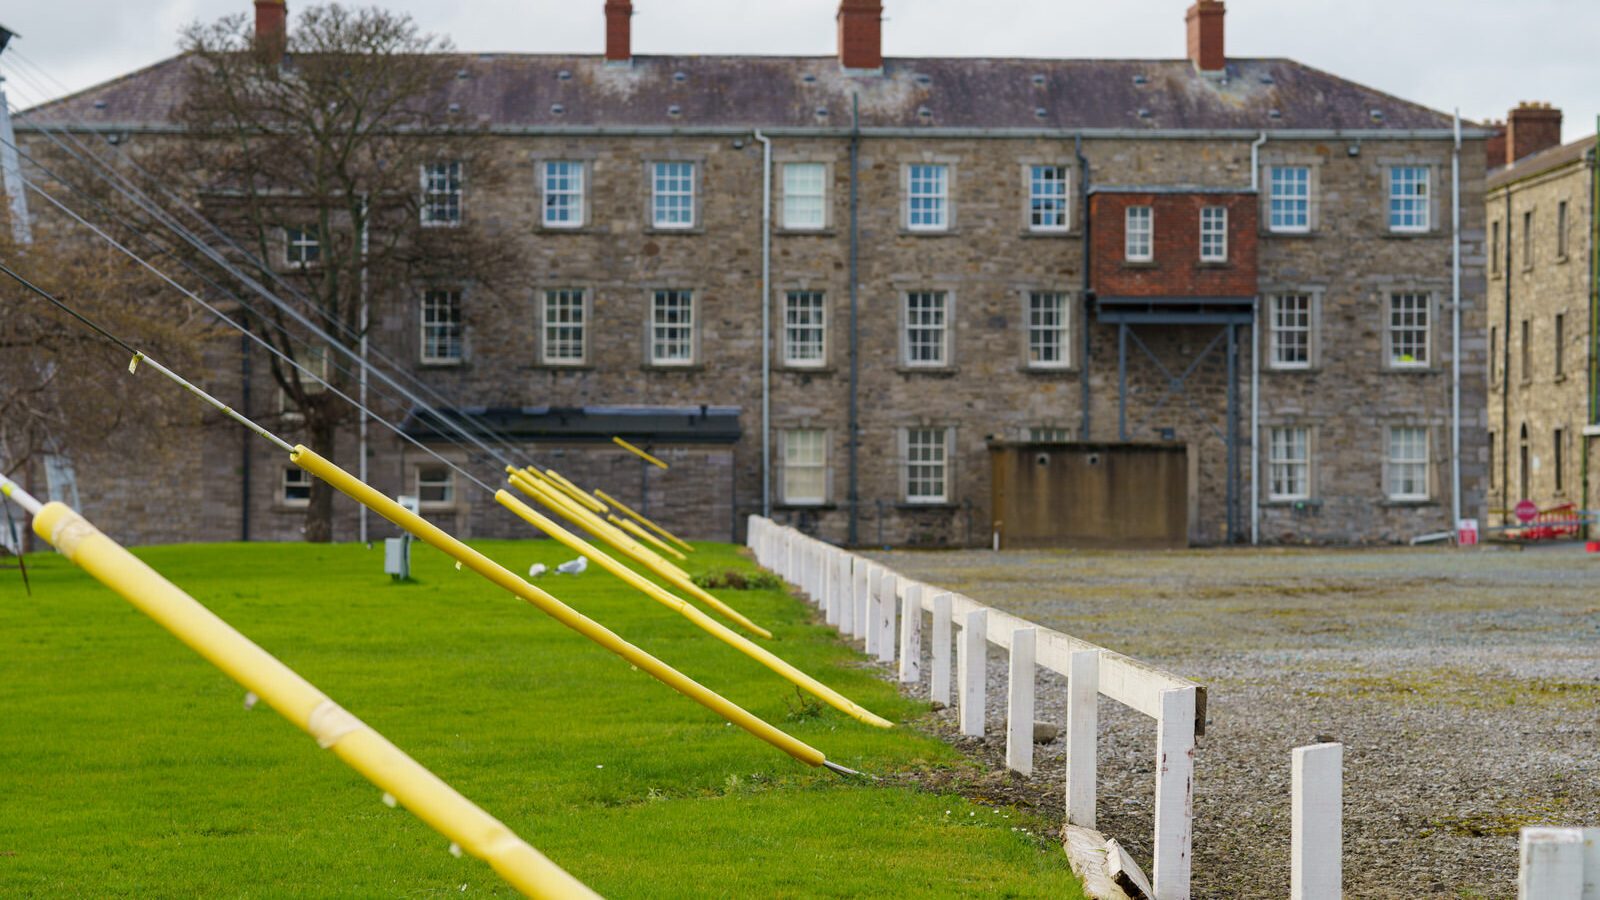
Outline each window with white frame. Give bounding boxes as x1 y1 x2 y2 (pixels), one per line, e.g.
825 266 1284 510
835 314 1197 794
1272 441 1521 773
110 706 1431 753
907 164 949 231
1387 426 1429 500
782 163 826 230
782 429 827 504
1389 292 1430 367
417 465 455 507
1200 206 1228 262
1268 426 1310 500
904 427 950 503
543 161 585 228
903 291 949 367
1026 291 1070 368
420 289 463 364
1269 294 1312 369
1388 166 1429 232
542 289 587 365
650 289 694 365
1268 166 1310 232
1029 426 1072 442
783 291 826 367
421 161 463 226
282 467 311 507
652 162 695 229
284 225 320 266
1029 165 1070 231
1125 206 1153 261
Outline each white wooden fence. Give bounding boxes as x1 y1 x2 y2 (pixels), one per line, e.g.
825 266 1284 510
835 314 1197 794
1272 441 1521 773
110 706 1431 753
749 516 1208 900
1520 827 1600 899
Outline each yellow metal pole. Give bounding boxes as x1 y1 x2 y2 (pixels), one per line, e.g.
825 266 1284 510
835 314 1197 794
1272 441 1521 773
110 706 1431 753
27 501 595 900
524 470 681 573
292 446 824 767
612 436 669 470
540 469 609 516
610 514 688 562
593 489 696 555
508 471 772 640
496 490 891 728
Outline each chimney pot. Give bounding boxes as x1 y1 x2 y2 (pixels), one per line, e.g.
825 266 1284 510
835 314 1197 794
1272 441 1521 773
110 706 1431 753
1185 0 1226 75
254 0 287 65
605 0 632 65
837 0 884 72
1506 102 1562 166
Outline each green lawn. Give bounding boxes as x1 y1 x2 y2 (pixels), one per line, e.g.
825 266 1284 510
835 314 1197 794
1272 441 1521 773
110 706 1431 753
0 537 1080 898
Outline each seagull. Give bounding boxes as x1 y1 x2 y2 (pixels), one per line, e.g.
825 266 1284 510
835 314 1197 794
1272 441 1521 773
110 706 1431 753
556 556 588 575
528 563 547 578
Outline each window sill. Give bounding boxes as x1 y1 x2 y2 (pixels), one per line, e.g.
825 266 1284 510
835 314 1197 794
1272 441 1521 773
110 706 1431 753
645 226 704 236
1197 260 1233 269
1261 498 1322 509
899 228 959 237
1265 365 1318 374
895 366 959 377
1020 365 1079 377
420 359 465 369
1121 260 1157 269
1380 230 1436 240
776 503 838 511
275 503 310 514
642 363 704 373
536 362 593 371
1385 365 1439 375
1379 498 1437 508
896 502 961 511
776 228 838 238
779 365 835 376
537 225 596 234
1020 229 1078 239
1262 229 1316 238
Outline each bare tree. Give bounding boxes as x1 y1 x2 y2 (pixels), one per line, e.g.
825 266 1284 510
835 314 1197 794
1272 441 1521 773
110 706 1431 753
170 4 522 541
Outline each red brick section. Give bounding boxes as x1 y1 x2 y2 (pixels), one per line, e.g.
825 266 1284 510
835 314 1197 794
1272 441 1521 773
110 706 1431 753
837 0 883 71
604 0 633 63
1506 102 1562 165
1090 192 1258 298
1484 120 1507 170
253 0 287 64
1185 0 1225 73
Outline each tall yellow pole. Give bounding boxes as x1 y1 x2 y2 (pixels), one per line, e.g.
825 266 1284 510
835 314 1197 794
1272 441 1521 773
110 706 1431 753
508 471 771 640
610 514 688 562
594 489 696 555
541 469 610 516
291 447 825 767
27 501 595 900
525 470 685 577
496 490 892 729
611 436 669 470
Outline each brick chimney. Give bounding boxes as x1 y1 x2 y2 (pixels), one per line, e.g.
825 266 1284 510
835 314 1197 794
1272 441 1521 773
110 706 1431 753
604 0 632 65
837 0 883 72
1506 102 1562 166
1484 120 1507 170
254 0 287 65
1185 0 1226 75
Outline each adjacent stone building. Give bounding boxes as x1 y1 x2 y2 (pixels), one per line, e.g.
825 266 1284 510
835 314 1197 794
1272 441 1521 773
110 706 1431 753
1484 104 1598 535
16 0 1489 547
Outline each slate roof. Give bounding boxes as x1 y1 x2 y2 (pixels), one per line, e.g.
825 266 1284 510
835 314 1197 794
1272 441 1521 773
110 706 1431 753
25 53 1461 134
1488 134 1598 191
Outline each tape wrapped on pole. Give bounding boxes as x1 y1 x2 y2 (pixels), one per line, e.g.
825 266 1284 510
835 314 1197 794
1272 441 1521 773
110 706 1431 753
495 489 892 729
27 500 595 900
507 470 771 640
292 445 825 767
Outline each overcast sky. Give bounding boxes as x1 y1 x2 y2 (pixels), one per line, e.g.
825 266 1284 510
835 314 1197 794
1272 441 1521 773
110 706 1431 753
2 0 1594 140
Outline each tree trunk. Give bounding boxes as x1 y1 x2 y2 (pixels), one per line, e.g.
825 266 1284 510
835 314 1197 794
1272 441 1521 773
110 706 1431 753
303 410 338 543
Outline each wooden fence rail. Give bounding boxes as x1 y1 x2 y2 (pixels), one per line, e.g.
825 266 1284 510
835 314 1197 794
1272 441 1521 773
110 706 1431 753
749 516 1207 900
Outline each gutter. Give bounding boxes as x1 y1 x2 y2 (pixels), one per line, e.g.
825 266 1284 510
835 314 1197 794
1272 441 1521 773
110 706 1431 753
754 130 772 518
1076 134 1092 441
847 95 862 546
1249 131 1266 544
1450 111 1462 536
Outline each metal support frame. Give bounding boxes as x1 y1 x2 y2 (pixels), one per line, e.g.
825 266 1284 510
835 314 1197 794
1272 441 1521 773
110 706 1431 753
1113 320 1245 542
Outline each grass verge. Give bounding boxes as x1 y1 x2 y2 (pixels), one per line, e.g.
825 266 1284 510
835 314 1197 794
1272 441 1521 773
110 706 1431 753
0 538 1081 898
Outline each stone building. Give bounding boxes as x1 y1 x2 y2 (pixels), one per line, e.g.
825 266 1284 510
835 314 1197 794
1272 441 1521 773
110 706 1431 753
15 0 1488 547
1484 104 1598 534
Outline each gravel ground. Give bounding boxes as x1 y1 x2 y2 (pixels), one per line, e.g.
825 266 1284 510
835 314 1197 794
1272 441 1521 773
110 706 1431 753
843 544 1600 899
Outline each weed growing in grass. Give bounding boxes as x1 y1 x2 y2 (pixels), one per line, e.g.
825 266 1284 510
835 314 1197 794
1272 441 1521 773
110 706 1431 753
783 686 827 722
691 569 784 591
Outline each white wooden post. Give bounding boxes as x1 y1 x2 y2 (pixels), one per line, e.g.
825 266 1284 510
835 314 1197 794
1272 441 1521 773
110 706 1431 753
876 573 897 663
863 566 881 653
1066 649 1099 828
1005 627 1036 775
1586 827 1600 900
1291 742 1343 900
1519 828 1586 900
957 608 987 737
898 582 922 683
846 559 866 638
931 593 953 706
1153 685 1196 900
832 554 844 624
